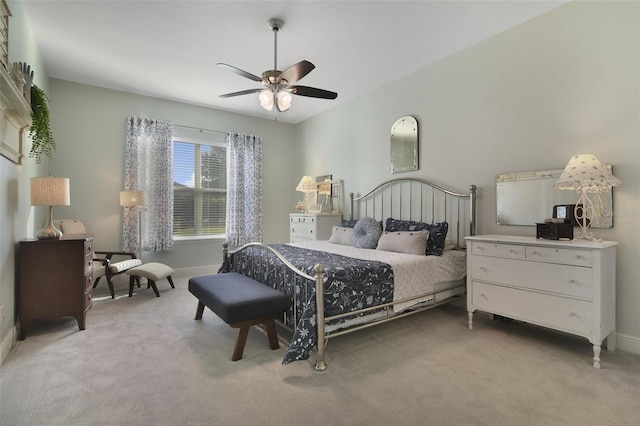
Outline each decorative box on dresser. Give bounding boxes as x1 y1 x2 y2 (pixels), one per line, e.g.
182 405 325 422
289 213 341 243
465 234 617 368
18 234 94 340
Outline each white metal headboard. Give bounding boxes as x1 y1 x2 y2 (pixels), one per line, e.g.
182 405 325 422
349 178 477 248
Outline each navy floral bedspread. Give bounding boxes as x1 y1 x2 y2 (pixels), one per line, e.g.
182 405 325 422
224 244 393 364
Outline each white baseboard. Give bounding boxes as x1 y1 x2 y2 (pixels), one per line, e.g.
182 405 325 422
615 332 640 355
0 325 16 367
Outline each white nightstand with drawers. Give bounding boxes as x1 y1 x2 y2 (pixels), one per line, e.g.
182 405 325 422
465 234 617 368
289 213 341 243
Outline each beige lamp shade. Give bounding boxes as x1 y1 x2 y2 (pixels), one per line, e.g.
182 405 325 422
120 191 147 206
553 154 621 190
30 177 70 206
295 176 317 193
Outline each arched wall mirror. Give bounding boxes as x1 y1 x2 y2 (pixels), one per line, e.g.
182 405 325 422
390 116 418 174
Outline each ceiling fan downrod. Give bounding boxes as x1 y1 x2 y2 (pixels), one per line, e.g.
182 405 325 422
268 18 284 71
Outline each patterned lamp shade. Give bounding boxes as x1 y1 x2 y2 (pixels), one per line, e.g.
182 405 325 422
30 176 70 240
553 154 621 190
295 176 317 193
30 177 70 206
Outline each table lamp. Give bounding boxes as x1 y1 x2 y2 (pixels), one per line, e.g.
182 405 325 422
30 176 70 240
553 154 620 241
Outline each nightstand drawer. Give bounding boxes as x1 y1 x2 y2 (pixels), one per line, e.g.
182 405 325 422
471 242 524 258
471 281 592 335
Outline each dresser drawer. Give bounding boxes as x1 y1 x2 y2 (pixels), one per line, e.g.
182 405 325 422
471 281 592 335
469 255 593 299
290 215 317 225
291 223 315 237
525 246 592 267
471 241 524 259
84 274 93 292
84 289 92 310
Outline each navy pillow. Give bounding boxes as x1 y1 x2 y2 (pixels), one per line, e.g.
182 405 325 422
384 218 449 256
352 217 383 249
340 219 359 228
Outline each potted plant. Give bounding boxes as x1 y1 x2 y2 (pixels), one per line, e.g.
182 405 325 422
29 84 56 164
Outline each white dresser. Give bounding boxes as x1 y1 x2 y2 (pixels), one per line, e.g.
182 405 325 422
289 213 341 243
465 234 617 368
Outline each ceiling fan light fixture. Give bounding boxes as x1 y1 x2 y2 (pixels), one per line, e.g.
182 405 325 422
259 90 274 111
276 90 292 112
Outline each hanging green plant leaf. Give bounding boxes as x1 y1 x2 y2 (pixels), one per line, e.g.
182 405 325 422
29 84 56 164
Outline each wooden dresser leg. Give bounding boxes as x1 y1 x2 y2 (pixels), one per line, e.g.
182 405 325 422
265 320 280 350
232 326 250 361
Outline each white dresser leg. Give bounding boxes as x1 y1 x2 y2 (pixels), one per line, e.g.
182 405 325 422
592 344 601 369
467 311 474 330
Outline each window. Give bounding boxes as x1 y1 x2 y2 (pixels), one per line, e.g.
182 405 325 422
173 137 226 237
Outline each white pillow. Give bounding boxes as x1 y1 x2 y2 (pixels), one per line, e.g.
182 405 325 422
328 226 353 246
376 230 429 255
59 219 87 234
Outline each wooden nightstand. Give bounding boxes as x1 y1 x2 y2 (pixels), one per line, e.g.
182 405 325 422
18 234 94 339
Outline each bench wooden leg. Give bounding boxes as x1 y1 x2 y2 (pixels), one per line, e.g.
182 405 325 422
232 326 250 361
167 276 175 288
265 320 279 350
195 301 205 320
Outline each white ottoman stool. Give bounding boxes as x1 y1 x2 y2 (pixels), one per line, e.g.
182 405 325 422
127 263 175 297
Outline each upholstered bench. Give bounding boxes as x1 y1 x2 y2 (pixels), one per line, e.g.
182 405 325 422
188 272 290 361
127 262 175 297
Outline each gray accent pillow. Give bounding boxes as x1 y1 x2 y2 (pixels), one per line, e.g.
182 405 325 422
376 230 429 255
352 217 383 249
328 226 354 246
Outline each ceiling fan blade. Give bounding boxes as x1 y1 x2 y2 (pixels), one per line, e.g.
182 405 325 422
219 88 263 98
279 60 315 85
289 85 338 100
217 63 262 82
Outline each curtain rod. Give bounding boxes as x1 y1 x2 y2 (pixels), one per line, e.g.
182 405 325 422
173 123 227 135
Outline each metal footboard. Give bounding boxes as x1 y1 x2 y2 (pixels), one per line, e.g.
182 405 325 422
222 242 329 370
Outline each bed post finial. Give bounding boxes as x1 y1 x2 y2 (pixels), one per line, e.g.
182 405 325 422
469 185 477 236
349 192 355 221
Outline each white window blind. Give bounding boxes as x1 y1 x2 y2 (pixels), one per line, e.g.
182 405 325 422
173 138 226 236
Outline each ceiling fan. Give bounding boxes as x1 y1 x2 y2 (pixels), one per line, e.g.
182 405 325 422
217 18 338 112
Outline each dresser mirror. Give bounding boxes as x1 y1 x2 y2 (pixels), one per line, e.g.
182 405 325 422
390 116 418 174
496 168 613 227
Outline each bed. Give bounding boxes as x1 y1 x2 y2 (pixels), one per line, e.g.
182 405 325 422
221 177 477 370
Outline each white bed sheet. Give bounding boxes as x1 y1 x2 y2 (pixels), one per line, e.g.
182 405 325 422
288 241 467 312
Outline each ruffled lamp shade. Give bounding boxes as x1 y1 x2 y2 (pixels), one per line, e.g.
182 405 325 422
295 176 317 212
553 154 621 190
553 154 620 240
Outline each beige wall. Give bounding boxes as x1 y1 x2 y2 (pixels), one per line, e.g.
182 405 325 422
296 1 640 351
47 80 299 269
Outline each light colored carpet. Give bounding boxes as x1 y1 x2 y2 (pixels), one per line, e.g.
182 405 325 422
1 274 639 426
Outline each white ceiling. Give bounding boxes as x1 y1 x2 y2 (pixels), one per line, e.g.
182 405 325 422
21 0 566 124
